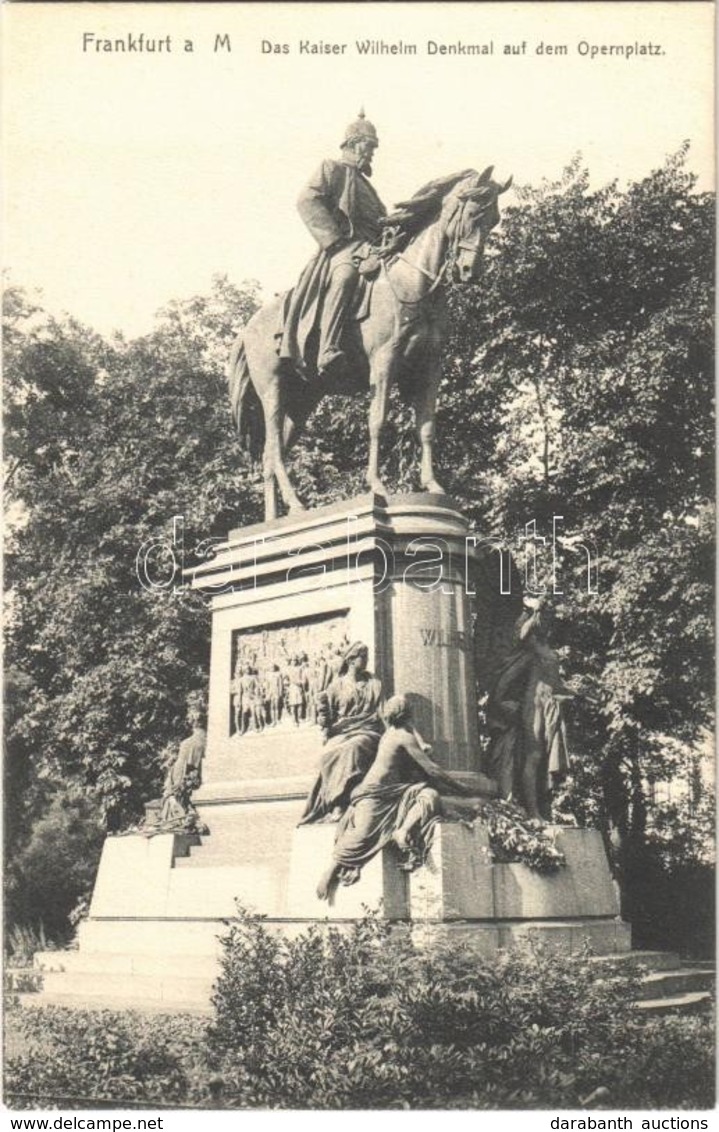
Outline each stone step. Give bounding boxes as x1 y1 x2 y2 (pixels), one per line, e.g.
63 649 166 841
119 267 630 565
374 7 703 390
636 991 712 1016
639 968 714 999
31 970 713 1018
35 949 220 979
175 849 249 867
30 941 712 1016
38 969 216 1008
589 949 682 971
77 917 228 956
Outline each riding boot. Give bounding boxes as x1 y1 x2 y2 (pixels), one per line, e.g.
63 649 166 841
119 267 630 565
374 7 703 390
318 263 359 375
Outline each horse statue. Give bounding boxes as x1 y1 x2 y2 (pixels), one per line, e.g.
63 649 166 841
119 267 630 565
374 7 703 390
228 165 511 520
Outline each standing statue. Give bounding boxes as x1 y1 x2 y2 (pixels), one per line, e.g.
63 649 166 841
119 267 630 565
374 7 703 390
228 112 512 519
299 641 383 825
317 694 473 900
485 599 575 820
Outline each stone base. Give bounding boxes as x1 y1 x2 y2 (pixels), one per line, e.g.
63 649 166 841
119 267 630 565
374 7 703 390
491 827 620 919
287 823 409 919
409 821 495 920
33 814 630 1010
30 500 633 1012
411 919 631 956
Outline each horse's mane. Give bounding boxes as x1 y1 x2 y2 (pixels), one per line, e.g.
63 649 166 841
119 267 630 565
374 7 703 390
381 168 477 244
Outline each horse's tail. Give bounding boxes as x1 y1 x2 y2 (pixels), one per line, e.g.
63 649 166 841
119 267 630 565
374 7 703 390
227 335 264 460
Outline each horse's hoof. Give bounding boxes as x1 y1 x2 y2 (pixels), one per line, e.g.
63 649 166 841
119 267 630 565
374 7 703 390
423 481 447 496
368 482 389 498
288 500 307 514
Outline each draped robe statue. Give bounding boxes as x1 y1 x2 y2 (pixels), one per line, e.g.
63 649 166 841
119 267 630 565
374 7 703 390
299 642 383 824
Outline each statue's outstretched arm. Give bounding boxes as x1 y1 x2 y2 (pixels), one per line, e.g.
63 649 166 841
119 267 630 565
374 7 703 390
405 736 466 796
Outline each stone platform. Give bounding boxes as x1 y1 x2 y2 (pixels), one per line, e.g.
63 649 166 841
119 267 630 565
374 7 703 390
33 496 631 1011
34 822 630 1010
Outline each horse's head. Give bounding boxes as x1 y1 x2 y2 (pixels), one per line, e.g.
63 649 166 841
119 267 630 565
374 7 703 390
446 166 512 283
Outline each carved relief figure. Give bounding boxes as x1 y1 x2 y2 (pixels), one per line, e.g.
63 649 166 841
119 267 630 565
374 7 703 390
286 655 306 726
266 663 284 726
230 615 350 735
236 665 263 734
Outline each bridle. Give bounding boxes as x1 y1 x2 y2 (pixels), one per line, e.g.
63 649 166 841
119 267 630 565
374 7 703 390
382 191 497 305
446 193 497 282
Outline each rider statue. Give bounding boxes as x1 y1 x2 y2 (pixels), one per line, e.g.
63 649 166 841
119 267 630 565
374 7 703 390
279 110 387 380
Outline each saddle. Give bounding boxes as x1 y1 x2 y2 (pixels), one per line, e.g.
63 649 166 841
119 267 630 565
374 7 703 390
276 226 406 378
356 224 405 277
277 263 375 376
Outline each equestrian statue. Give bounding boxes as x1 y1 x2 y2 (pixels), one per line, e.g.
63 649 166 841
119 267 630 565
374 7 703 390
228 111 512 520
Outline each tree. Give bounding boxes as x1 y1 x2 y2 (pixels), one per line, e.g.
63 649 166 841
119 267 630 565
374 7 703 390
4 276 262 849
454 150 714 944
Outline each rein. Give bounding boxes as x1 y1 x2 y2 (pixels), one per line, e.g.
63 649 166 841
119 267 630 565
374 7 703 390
381 198 476 307
383 254 449 306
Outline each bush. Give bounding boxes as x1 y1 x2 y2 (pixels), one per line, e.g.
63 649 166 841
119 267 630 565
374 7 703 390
4 1006 207 1108
206 908 713 1109
4 914 714 1109
5 922 49 967
5 793 105 944
4 969 43 995
594 1014 715 1110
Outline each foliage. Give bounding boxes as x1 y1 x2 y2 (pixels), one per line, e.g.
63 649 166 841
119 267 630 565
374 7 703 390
602 1013 715 1109
5 792 105 943
4 969 43 994
4 1005 206 1108
5 923 49 968
474 152 714 860
474 801 567 872
4 275 261 839
205 909 710 1109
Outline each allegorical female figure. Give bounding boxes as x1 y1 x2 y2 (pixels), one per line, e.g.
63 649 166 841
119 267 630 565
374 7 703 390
299 641 383 824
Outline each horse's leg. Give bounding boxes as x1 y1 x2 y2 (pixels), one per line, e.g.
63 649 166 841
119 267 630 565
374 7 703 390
262 388 306 516
282 382 322 453
273 424 306 514
367 349 393 497
412 358 446 495
262 446 280 521
274 388 323 509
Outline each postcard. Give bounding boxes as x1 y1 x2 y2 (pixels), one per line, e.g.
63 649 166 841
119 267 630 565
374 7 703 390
3 1 714 1122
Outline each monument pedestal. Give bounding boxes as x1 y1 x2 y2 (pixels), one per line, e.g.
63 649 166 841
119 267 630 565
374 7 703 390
35 496 630 1010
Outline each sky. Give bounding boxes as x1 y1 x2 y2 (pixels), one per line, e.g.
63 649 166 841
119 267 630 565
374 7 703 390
3 1 714 339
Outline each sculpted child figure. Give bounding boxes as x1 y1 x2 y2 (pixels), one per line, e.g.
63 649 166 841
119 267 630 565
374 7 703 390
317 694 467 901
